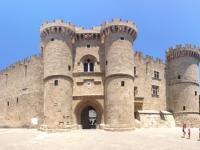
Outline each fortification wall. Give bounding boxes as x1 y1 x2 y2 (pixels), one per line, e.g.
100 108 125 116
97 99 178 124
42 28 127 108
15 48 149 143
0 55 44 128
134 51 166 111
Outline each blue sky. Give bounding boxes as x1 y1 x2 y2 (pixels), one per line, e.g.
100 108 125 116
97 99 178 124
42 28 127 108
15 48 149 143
0 0 200 70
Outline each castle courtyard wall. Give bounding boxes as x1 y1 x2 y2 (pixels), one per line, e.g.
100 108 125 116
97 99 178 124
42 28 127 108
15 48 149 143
0 55 44 127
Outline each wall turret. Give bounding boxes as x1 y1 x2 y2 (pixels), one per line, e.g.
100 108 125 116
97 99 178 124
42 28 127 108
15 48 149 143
40 20 75 130
101 19 137 130
166 44 200 125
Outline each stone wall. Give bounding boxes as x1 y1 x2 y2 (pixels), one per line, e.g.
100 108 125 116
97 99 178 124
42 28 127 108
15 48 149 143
134 51 166 111
135 110 175 128
174 112 200 127
0 55 44 127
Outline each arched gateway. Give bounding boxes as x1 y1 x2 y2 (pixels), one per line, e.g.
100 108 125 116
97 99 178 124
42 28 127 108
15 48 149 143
81 106 97 129
75 100 103 129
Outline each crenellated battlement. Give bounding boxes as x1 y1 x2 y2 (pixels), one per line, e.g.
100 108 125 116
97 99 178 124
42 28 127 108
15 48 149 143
101 18 137 29
40 19 75 32
40 20 76 40
134 51 164 64
0 54 42 75
75 28 101 41
166 44 200 61
100 18 137 41
40 19 138 42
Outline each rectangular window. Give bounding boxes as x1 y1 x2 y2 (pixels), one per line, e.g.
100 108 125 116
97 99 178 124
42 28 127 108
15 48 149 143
90 63 94 72
84 63 88 72
54 80 58 86
134 87 138 96
120 37 124 40
68 65 71 71
153 71 159 79
121 81 125 87
87 44 90 48
152 85 159 97
195 91 197 96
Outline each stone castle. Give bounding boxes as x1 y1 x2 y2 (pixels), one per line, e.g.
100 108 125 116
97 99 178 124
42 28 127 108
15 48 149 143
0 19 200 131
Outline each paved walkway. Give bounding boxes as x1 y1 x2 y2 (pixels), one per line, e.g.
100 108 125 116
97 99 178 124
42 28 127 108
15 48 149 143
0 128 199 150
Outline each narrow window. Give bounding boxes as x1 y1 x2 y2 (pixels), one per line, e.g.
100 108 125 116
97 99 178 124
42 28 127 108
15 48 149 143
68 65 71 71
121 81 125 87
90 63 94 72
5 74 8 86
84 63 88 72
54 80 58 86
134 87 138 96
59 27 62 32
195 91 197 96
120 37 124 40
106 60 108 65
152 85 159 97
134 66 137 76
183 106 186 111
7 101 9 107
87 44 90 48
178 75 181 79
17 97 19 103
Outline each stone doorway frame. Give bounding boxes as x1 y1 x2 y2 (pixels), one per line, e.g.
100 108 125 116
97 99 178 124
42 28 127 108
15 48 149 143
74 100 103 129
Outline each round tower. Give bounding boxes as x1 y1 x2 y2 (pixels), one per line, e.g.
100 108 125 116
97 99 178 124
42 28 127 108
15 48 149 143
101 19 137 130
40 20 75 130
166 44 200 126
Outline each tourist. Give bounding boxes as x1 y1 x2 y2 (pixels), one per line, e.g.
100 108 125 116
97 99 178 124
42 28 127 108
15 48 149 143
187 127 191 139
182 123 186 138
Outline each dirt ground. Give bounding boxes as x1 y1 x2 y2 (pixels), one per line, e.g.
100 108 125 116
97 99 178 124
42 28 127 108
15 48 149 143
0 127 199 150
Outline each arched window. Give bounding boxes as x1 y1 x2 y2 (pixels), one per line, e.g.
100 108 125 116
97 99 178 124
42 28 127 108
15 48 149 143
84 59 94 72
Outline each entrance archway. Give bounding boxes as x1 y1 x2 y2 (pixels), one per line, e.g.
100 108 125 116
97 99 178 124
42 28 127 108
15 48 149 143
81 106 97 129
74 100 103 129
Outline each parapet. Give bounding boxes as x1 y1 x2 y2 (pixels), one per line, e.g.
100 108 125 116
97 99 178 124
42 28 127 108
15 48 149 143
166 44 200 62
40 19 138 42
0 54 42 75
134 51 164 65
40 19 75 32
40 20 76 40
101 18 137 31
75 26 101 41
100 18 137 41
